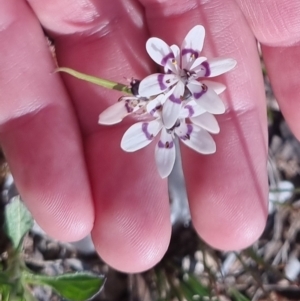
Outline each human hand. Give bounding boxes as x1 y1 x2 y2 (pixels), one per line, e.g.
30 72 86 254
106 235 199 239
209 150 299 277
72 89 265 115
0 0 298 273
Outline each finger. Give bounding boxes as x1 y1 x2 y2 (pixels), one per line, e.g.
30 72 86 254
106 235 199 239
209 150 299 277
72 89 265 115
235 0 300 46
235 0 300 140
0 0 94 240
262 44 300 140
140 0 268 249
86 129 171 272
27 0 171 272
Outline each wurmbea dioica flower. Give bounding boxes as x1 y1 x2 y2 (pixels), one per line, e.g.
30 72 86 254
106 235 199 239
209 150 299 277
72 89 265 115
94 25 236 178
139 25 237 128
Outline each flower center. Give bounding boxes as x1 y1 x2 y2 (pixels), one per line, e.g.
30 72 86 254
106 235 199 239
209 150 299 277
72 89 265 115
180 69 196 85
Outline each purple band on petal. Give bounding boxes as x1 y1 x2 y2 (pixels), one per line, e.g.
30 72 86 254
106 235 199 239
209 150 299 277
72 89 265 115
168 141 174 148
187 124 193 135
125 101 134 113
161 52 175 66
181 48 199 59
193 90 205 99
158 140 174 149
201 61 211 77
158 74 167 91
169 94 181 104
150 105 162 116
193 84 208 99
142 123 154 140
184 105 194 117
180 124 193 141
158 140 165 148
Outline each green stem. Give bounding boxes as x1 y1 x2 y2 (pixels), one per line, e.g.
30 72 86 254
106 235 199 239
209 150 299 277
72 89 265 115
56 67 132 95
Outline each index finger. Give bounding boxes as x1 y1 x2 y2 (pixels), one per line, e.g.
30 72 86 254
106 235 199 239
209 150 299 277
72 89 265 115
0 0 94 240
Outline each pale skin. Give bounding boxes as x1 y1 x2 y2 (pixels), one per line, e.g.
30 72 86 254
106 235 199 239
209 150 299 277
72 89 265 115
0 0 299 272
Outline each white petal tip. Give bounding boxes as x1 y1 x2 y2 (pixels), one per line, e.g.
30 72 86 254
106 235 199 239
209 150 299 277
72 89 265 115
190 25 205 35
98 114 122 125
225 58 237 72
120 143 134 152
158 171 170 179
98 100 131 125
230 58 238 67
216 105 226 115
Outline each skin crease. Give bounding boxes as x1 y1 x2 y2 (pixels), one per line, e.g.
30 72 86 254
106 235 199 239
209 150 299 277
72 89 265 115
0 0 299 272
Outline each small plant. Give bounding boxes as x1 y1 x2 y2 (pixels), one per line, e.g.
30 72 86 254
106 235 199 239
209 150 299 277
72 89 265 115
0 196 106 301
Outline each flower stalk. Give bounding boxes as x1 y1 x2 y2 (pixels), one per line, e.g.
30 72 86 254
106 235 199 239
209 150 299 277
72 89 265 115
56 67 132 94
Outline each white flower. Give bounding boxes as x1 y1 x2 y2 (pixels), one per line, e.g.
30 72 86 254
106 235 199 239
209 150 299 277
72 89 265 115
98 79 150 125
138 25 237 128
97 25 237 178
98 95 149 125
121 98 219 178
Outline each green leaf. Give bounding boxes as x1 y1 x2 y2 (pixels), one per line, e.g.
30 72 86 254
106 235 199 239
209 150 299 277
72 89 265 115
229 288 251 301
57 67 132 94
4 196 33 249
179 281 196 301
183 274 210 296
0 284 12 301
179 274 211 301
22 271 106 301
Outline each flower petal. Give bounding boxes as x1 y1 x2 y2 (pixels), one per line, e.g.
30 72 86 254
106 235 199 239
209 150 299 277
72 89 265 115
190 112 220 134
164 44 181 74
180 100 206 118
155 128 176 178
162 81 185 129
201 80 226 95
189 56 207 73
197 58 237 78
139 73 178 97
181 25 205 69
121 120 162 152
171 44 180 61
99 99 134 125
146 37 177 73
175 123 216 154
187 82 225 114
146 94 166 117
